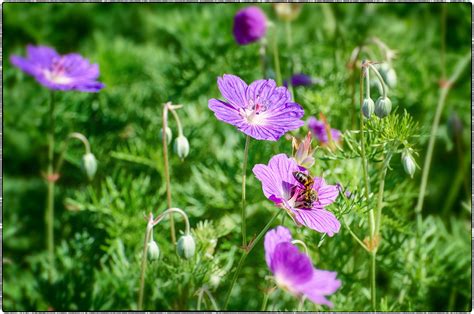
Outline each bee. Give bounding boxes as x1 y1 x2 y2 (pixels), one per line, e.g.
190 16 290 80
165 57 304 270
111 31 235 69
292 171 318 208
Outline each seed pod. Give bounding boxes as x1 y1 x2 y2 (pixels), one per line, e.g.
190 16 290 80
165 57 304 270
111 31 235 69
402 150 416 178
362 98 375 118
174 135 190 160
177 234 196 260
147 240 160 261
160 127 173 145
375 96 392 118
82 153 97 181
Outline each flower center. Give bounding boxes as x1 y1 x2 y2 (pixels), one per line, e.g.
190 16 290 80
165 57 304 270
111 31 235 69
288 185 318 209
275 273 299 296
44 57 72 85
239 97 269 125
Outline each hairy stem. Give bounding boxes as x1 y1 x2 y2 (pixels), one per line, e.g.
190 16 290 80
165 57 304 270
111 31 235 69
241 135 250 247
137 217 153 310
224 209 282 309
45 91 56 282
162 103 176 244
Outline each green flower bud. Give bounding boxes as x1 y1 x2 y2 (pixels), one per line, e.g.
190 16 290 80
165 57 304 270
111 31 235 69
402 150 416 178
160 127 173 145
174 135 190 160
82 153 97 181
362 98 375 118
177 234 195 260
147 240 160 261
375 97 392 118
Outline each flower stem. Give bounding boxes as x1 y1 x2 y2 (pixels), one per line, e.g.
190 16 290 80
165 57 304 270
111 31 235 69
415 52 470 237
162 103 176 244
271 26 282 86
241 135 250 247
137 215 153 310
285 20 295 100
224 209 282 310
370 251 376 310
343 218 369 252
45 91 56 282
359 63 376 310
260 287 274 311
374 153 392 236
54 132 91 173
368 63 387 98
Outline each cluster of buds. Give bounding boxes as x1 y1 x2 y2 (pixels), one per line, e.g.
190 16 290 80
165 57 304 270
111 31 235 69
361 60 392 119
144 208 195 263
161 102 190 160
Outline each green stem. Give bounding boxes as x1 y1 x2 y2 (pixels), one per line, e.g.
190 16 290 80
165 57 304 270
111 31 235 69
137 218 153 310
360 63 377 310
54 132 91 173
259 39 267 78
224 209 282 309
241 135 250 247
368 63 387 98
260 288 273 311
45 91 56 282
285 21 295 100
374 153 392 236
343 218 369 252
415 53 470 236
271 26 282 86
370 251 376 310
162 103 176 244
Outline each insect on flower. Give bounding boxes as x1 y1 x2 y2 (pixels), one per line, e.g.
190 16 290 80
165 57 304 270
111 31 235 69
292 171 318 208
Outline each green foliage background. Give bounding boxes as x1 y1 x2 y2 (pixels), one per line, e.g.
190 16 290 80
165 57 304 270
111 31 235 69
3 3 471 311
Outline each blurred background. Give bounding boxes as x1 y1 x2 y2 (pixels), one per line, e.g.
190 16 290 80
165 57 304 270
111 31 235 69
3 3 471 311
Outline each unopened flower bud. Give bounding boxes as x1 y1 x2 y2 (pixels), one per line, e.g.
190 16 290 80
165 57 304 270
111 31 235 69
375 96 392 118
402 150 416 178
147 240 160 261
273 3 302 22
82 153 97 180
177 234 195 260
362 98 375 118
160 127 172 145
174 135 189 160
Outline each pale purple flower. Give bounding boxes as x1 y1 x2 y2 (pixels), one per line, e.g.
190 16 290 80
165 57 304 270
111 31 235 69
10 45 104 92
253 154 340 236
308 116 341 144
264 226 341 307
233 6 267 45
208 74 304 141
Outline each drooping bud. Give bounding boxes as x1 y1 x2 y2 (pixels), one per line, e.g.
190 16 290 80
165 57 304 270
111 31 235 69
374 96 392 118
174 135 189 160
177 234 196 260
362 98 375 118
402 150 416 178
82 153 97 180
160 127 173 145
147 240 160 261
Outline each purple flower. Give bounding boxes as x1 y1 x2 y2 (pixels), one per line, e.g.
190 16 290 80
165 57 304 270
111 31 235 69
208 74 304 141
10 45 104 92
308 116 341 144
264 226 341 307
284 73 313 87
233 6 267 45
253 154 340 236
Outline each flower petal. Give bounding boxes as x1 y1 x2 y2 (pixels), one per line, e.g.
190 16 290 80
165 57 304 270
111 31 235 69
10 56 40 76
246 79 277 105
264 226 292 269
26 45 59 68
217 74 248 109
297 269 341 307
264 102 305 130
270 242 313 287
208 99 245 126
313 177 339 207
291 208 341 236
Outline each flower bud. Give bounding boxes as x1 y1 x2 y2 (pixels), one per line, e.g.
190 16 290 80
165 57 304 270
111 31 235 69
375 96 392 118
174 135 190 160
160 127 172 145
362 98 375 118
273 3 302 22
402 150 416 178
147 240 160 261
177 234 195 260
82 153 97 181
